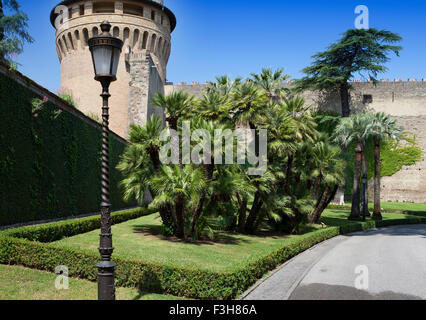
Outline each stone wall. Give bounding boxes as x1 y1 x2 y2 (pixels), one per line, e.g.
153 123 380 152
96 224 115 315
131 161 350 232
127 52 165 137
165 80 426 203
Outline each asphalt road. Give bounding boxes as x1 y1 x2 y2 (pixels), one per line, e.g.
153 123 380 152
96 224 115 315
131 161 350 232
243 224 426 300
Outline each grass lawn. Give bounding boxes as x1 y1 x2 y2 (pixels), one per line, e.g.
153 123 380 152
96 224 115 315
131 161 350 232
377 202 426 213
53 208 424 273
0 264 183 300
322 209 425 226
330 202 426 215
54 213 321 272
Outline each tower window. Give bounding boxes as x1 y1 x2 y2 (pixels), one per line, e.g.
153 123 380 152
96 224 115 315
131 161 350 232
151 10 156 21
93 2 114 13
123 4 143 16
363 94 373 104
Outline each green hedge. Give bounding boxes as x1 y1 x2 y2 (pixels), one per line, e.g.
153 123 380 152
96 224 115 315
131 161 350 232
0 70 136 226
1 211 425 300
1 207 156 242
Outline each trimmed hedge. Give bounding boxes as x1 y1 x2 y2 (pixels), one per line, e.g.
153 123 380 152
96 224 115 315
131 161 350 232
1 212 425 299
0 70 136 226
1 207 156 242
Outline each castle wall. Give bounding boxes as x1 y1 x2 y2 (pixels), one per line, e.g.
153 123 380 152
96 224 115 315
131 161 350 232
166 81 426 203
127 52 165 136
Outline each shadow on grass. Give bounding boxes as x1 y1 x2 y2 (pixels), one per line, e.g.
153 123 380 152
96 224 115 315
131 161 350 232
131 225 253 245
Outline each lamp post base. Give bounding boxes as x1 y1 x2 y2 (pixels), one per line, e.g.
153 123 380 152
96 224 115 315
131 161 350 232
96 261 116 301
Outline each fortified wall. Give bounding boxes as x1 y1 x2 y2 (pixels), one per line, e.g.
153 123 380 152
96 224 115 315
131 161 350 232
165 79 426 203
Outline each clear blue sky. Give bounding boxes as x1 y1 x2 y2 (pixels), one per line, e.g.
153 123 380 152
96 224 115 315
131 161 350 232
12 0 426 91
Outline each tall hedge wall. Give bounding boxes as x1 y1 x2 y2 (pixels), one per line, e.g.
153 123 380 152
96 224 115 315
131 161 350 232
0 70 135 226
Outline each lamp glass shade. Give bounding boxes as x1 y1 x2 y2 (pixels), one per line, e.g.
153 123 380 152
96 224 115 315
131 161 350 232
92 45 114 76
111 47 121 77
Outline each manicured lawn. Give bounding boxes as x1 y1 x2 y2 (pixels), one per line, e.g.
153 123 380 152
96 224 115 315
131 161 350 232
329 201 426 216
321 209 424 227
53 209 424 273
378 202 426 213
54 213 321 272
0 264 183 300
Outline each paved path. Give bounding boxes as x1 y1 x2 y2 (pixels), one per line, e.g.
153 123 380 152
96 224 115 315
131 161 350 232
242 224 426 300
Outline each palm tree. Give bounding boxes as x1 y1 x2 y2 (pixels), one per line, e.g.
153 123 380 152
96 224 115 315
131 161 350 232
244 170 277 234
250 68 290 102
123 116 179 229
205 75 242 97
195 91 231 123
116 144 153 205
230 80 268 131
308 141 346 223
368 113 403 220
334 112 372 220
152 91 193 131
128 115 164 170
150 165 206 239
280 98 318 195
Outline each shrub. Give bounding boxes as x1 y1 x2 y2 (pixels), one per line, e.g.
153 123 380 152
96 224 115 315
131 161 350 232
57 87 79 109
2 207 156 242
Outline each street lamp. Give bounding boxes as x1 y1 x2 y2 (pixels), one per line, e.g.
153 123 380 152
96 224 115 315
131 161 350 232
88 21 123 301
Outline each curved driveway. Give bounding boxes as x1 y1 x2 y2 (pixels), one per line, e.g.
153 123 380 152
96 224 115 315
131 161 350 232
242 224 426 300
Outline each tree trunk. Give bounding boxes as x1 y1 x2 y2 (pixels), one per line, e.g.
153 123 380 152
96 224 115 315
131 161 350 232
237 197 248 232
372 138 383 220
190 193 205 237
284 154 294 195
339 83 351 117
349 143 362 220
190 162 214 236
249 122 259 157
149 150 161 171
245 192 262 234
325 185 339 209
253 210 268 232
361 150 371 217
175 198 186 239
311 174 322 197
310 186 330 224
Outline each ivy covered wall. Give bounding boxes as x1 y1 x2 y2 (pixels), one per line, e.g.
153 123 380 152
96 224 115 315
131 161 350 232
0 68 136 226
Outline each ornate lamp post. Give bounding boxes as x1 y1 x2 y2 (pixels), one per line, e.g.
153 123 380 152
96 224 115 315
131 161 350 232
88 21 123 301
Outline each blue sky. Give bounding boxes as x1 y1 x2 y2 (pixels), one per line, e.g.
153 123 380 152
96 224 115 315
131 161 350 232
12 0 426 91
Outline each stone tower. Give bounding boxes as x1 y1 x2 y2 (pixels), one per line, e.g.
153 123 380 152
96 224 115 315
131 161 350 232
50 0 176 137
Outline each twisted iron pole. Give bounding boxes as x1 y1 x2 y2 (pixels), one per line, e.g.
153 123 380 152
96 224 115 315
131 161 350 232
96 81 116 300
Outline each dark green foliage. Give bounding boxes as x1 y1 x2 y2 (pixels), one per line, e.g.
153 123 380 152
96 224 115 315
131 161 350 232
1 210 424 299
0 71 136 226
